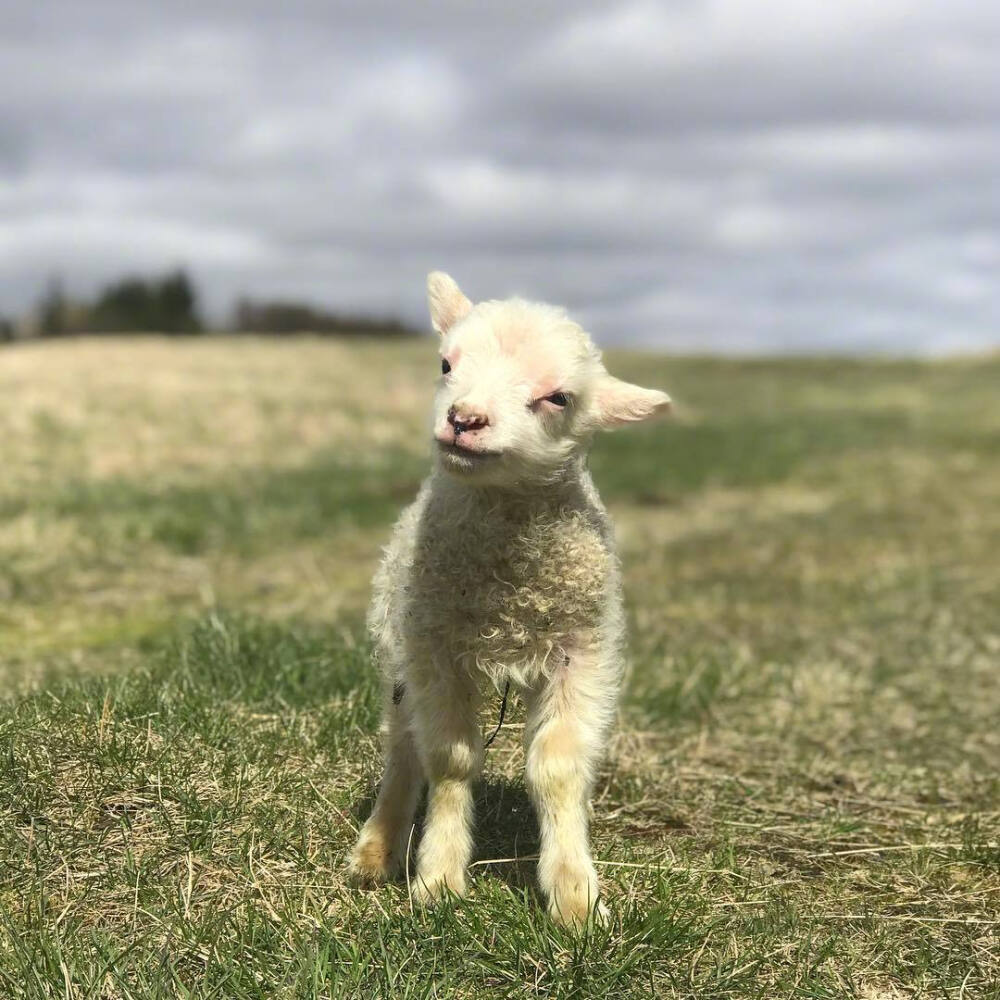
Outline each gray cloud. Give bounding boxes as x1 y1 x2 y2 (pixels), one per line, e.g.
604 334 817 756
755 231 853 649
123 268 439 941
0 0 997 352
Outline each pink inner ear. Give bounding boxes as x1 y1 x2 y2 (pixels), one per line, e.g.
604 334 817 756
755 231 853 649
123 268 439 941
429 274 473 335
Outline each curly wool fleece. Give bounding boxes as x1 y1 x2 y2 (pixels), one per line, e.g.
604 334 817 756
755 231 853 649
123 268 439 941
369 465 622 692
349 272 670 928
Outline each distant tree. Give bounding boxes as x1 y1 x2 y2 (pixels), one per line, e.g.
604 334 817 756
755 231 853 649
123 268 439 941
91 277 153 331
0 316 13 343
38 276 68 336
90 270 203 333
233 297 415 337
157 270 202 334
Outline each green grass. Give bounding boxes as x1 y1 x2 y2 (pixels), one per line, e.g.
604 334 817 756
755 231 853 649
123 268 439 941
0 338 998 997
0 449 425 557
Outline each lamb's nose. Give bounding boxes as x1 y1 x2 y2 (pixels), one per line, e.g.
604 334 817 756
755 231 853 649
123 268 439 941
448 405 489 435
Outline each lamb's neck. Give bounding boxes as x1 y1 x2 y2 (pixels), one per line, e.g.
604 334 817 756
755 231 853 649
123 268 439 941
429 458 591 521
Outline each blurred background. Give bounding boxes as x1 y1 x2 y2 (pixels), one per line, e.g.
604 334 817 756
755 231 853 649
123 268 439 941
2 4 1000 992
1 0 997 353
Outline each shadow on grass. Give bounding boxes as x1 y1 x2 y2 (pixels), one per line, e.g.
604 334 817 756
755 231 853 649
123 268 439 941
474 777 539 890
347 774 541 895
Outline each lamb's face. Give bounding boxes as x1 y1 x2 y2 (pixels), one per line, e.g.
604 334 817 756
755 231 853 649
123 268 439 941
426 272 671 487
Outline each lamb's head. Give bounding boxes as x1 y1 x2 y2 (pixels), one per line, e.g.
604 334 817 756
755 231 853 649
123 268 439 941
427 271 671 486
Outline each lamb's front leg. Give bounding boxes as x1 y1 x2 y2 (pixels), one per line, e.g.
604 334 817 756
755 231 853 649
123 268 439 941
411 671 483 902
524 652 615 927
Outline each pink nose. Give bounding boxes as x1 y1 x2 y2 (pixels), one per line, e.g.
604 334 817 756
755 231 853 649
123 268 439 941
447 405 489 435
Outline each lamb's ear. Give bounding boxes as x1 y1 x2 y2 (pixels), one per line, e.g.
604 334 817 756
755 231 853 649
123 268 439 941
427 271 472 336
592 375 672 429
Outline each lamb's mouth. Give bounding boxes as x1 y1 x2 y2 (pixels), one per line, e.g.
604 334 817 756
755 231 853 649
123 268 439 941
436 440 504 463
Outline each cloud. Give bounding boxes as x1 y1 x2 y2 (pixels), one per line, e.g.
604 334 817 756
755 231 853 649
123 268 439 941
0 0 997 353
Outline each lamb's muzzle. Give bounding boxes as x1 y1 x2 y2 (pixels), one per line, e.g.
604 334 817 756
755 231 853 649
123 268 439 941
447 404 489 435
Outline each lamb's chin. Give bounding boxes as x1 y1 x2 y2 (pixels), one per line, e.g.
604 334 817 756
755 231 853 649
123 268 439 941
434 442 512 483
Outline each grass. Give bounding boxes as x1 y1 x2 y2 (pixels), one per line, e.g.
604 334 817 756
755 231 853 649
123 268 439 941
0 335 998 998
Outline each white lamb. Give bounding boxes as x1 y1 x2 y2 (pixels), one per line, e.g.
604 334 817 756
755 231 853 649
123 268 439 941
349 272 671 926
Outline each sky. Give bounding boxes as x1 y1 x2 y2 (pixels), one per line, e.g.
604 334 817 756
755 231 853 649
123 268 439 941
1 0 998 353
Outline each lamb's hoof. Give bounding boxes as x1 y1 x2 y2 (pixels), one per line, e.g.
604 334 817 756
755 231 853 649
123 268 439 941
347 831 398 887
546 870 607 929
549 895 609 930
411 869 467 904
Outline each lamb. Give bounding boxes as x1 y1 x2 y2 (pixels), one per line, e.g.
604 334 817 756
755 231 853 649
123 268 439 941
348 272 671 926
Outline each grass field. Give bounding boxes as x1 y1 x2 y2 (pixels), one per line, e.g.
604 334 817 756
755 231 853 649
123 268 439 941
0 336 998 998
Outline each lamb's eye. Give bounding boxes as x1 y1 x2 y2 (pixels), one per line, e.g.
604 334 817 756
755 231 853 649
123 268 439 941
546 391 569 407
441 359 451 375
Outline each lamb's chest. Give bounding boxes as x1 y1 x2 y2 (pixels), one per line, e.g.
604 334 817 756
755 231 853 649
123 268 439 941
402 508 612 668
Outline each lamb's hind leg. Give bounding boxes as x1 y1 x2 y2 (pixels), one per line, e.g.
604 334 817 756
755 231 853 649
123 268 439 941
349 685 424 885
524 648 616 927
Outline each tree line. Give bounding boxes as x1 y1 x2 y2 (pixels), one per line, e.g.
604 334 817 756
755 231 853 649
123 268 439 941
0 271 417 340
34 272 202 336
